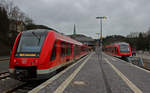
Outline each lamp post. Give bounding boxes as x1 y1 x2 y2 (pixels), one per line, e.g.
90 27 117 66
96 33 100 46
96 16 107 46
96 16 107 60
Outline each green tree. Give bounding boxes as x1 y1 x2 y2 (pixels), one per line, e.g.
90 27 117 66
137 33 147 50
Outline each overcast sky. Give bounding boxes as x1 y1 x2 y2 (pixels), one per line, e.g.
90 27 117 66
13 0 150 39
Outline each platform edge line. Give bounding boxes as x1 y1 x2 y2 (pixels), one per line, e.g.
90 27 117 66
104 58 143 93
28 54 89 93
53 53 93 93
104 53 150 73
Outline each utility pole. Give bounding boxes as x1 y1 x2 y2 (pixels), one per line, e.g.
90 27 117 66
96 16 107 46
96 33 100 47
73 24 76 35
96 16 107 61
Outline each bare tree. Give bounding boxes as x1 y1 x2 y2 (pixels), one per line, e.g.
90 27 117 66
0 0 14 18
18 12 25 21
10 6 20 20
0 0 26 21
24 16 33 25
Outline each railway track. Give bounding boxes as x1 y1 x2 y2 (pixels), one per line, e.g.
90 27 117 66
4 80 47 93
1 55 88 93
5 82 33 93
0 58 9 61
0 71 10 80
3 62 75 93
0 71 44 93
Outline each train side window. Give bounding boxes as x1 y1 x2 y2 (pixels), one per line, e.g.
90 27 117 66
66 43 70 56
73 45 76 56
68 44 70 56
61 41 65 57
76 46 80 55
50 41 56 61
70 44 72 55
61 42 63 56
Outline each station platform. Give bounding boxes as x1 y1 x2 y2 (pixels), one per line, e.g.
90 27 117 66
29 52 150 93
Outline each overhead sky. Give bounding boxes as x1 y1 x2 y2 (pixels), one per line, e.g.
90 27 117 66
13 0 150 39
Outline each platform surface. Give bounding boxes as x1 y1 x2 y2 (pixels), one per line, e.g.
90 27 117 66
30 52 150 93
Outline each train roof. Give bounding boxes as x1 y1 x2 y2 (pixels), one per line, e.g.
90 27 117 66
105 42 129 47
22 29 83 46
52 31 83 46
22 29 49 35
114 42 129 46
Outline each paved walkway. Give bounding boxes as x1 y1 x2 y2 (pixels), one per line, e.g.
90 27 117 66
29 52 150 93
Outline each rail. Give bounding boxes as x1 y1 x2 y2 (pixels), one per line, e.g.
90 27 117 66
0 71 10 80
0 58 9 61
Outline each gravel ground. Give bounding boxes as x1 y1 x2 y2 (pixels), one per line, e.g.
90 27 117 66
0 78 24 93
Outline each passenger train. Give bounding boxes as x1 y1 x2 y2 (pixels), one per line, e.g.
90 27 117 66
9 29 89 81
104 42 131 58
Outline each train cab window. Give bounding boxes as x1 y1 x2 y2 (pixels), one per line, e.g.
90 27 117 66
119 44 130 52
50 41 57 61
15 31 47 57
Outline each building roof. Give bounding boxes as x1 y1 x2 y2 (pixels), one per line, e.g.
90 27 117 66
68 34 94 42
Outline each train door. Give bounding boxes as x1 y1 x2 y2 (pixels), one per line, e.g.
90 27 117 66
56 40 61 64
60 41 66 64
66 43 70 62
73 45 76 60
70 44 73 60
115 47 118 55
50 41 57 65
76 45 80 58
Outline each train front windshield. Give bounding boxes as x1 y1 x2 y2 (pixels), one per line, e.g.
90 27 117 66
15 32 47 57
119 44 130 53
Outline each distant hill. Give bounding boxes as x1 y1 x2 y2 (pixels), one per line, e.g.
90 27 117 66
103 35 126 45
68 34 95 46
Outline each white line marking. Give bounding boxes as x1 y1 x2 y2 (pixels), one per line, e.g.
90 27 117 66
104 53 150 73
53 53 93 93
130 63 150 73
111 57 116 61
28 54 90 93
104 58 143 93
113 56 150 73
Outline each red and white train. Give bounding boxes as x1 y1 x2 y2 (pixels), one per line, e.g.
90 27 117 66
104 42 131 58
9 29 89 81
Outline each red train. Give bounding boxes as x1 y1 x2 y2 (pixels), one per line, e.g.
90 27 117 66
9 29 89 81
104 42 131 58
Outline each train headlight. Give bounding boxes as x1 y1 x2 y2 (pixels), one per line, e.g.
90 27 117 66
14 59 19 64
14 59 16 62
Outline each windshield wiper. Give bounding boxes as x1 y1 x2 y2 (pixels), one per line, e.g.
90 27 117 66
32 32 41 45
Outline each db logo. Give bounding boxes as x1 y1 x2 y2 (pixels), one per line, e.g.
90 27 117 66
22 59 27 64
